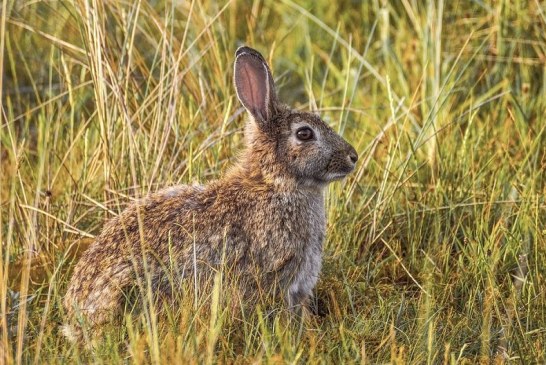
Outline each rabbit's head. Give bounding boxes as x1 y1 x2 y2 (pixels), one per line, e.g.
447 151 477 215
234 46 358 188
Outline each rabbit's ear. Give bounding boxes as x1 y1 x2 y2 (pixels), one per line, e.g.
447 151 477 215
234 46 277 125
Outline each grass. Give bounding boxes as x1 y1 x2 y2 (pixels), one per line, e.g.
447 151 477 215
1 0 545 363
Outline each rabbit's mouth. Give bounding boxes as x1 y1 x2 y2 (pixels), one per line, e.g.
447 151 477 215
315 147 357 183
320 157 357 182
319 169 354 182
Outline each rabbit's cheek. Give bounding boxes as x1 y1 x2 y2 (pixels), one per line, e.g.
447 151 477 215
290 149 329 181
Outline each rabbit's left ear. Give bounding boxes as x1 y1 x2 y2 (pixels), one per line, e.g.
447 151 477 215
234 46 278 126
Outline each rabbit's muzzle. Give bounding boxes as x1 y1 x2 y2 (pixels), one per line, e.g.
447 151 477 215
323 143 358 181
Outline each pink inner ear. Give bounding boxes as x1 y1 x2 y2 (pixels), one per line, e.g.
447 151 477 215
235 54 269 122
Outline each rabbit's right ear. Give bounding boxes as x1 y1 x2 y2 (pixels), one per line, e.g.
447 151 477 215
234 46 278 126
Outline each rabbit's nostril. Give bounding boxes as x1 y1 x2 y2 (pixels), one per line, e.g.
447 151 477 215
349 152 358 164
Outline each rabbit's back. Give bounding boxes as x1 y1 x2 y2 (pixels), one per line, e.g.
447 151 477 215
63 185 208 332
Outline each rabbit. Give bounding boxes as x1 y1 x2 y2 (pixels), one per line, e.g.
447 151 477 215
62 46 358 344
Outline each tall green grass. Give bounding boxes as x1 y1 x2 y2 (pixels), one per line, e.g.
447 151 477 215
1 0 545 363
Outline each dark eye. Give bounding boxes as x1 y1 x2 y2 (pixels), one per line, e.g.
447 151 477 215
296 127 314 141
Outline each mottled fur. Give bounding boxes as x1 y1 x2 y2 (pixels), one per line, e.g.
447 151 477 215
63 46 357 343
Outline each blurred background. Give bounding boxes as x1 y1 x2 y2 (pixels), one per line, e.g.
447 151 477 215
1 0 545 363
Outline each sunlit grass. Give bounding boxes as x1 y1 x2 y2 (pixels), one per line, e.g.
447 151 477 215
1 0 545 363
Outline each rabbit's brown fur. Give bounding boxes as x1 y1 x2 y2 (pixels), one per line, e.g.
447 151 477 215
63 46 357 343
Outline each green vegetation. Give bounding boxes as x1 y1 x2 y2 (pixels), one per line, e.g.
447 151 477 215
1 0 545 363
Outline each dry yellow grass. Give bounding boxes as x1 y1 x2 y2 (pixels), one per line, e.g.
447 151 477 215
1 0 545 363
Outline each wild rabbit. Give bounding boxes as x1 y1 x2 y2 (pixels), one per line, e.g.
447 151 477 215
62 46 358 343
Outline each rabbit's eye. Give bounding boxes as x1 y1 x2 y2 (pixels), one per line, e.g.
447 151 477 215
296 127 314 141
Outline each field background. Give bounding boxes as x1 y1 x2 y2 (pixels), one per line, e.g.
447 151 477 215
1 0 546 363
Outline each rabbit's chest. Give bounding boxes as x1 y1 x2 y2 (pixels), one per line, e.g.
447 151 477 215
284 196 326 305
287 229 324 306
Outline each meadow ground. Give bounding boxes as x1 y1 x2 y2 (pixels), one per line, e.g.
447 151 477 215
1 0 545 363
